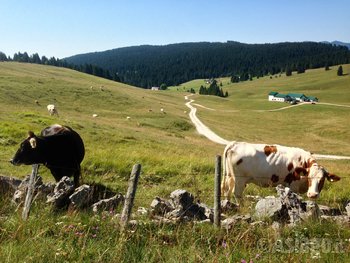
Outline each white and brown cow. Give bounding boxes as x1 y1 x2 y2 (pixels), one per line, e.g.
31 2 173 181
221 141 340 201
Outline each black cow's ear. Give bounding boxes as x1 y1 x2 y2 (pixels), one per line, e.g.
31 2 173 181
28 131 35 138
327 173 341 182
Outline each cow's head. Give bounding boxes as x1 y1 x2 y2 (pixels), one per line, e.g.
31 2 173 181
306 163 340 199
10 131 41 165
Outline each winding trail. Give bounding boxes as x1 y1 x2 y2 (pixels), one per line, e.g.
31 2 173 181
184 95 350 160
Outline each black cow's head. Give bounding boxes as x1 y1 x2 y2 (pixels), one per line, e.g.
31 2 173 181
10 131 42 165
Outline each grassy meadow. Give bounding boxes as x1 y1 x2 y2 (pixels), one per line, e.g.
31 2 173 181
0 62 350 262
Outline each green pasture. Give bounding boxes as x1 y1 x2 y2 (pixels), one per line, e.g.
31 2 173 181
0 62 349 262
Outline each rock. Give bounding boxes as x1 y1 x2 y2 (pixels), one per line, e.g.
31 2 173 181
346 202 350 217
169 189 194 210
150 197 174 215
92 193 124 213
69 185 93 209
185 203 207 221
255 197 288 221
0 175 22 196
221 214 251 230
137 207 148 215
165 208 185 219
321 215 350 225
198 203 214 221
220 199 239 213
47 176 75 209
12 175 54 204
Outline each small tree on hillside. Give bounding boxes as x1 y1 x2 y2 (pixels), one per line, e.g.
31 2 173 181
0 51 8 61
285 66 292 76
337 65 343 76
160 83 167 90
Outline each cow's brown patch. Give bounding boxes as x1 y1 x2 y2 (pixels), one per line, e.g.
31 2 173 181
308 178 312 187
284 173 294 184
318 177 325 192
271 174 279 183
236 158 243 165
264 145 277 156
287 163 294 171
307 158 316 168
284 170 304 184
294 167 308 177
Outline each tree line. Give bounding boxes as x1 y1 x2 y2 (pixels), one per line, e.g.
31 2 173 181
1 41 349 89
0 51 118 82
65 41 350 88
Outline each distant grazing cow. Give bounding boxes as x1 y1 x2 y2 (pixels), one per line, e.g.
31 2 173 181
47 104 59 116
11 124 85 187
221 141 340 201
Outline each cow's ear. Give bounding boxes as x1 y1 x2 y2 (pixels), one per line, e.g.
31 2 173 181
326 173 341 182
28 131 35 138
29 137 37 149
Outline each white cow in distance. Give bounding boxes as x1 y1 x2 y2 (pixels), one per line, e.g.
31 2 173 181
47 104 59 116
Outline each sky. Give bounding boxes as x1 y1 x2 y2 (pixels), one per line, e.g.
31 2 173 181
1 0 349 59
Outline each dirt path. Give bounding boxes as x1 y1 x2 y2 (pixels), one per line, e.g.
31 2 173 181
185 96 229 145
185 95 350 160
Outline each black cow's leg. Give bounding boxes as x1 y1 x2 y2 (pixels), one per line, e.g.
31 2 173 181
73 165 81 187
49 167 63 182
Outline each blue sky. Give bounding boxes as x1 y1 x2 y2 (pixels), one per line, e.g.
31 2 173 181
1 0 349 58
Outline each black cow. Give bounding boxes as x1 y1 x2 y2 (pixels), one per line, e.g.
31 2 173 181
11 124 85 187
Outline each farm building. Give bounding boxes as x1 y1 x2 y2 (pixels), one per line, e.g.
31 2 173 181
268 91 318 103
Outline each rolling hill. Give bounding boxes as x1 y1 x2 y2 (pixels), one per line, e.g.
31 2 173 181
1 61 349 203
1 62 350 262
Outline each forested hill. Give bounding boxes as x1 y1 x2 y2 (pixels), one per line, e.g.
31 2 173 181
65 41 350 88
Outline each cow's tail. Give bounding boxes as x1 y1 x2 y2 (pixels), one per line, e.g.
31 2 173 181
221 142 233 198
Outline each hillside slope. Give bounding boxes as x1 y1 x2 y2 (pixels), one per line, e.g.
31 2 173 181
0 62 349 204
0 62 222 199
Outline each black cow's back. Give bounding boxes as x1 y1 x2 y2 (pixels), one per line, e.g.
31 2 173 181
40 124 85 164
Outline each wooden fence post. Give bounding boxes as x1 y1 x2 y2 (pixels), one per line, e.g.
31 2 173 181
214 155 221 227
22 164 39 220
120 164 141 230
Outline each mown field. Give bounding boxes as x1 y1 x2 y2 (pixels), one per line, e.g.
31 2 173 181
0 62 349 262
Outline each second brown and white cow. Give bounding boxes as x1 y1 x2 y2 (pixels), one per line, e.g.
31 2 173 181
221 141 340 201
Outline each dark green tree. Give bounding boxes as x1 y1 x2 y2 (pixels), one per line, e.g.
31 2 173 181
160 83 167 90
30 53 41 64
231 75 240 83
325 62 330 71
0 51 8 61
337 65 343 76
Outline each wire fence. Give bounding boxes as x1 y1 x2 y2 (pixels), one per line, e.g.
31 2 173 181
1 157 350 206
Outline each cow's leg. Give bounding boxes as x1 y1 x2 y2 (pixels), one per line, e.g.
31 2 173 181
226 175 235 200
73 165 81 188
232 178 247 204
221 175 229 198
49 167 63 182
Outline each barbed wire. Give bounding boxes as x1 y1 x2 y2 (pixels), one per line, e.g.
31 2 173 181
1 159 350 180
